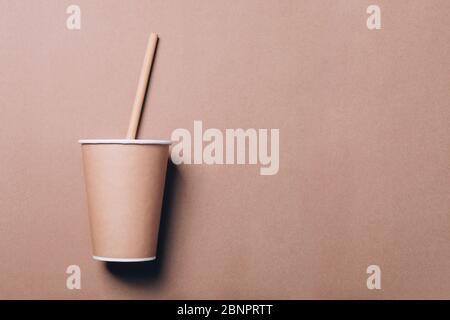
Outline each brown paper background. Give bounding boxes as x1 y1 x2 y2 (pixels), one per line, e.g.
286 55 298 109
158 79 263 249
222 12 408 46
1 0 450 299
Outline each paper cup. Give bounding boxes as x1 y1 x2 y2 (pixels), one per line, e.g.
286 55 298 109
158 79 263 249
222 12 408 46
79 139 171 262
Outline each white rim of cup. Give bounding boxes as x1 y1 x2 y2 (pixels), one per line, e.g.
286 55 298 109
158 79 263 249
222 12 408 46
92 256 156 262
79 139 172 145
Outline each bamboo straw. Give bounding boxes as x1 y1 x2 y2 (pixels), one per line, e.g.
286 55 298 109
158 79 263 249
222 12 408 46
126 33 159 139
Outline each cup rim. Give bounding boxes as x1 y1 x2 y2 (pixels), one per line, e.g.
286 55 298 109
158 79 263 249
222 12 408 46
79 139 172 145
92 256 156 262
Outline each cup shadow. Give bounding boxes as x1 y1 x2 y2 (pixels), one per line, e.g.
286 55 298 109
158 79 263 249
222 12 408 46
105 160 179 286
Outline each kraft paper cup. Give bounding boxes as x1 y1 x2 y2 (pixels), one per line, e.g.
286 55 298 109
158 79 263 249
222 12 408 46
79 139 171 262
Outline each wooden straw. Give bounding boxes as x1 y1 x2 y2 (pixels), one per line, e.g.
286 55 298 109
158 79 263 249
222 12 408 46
126 32 159 139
